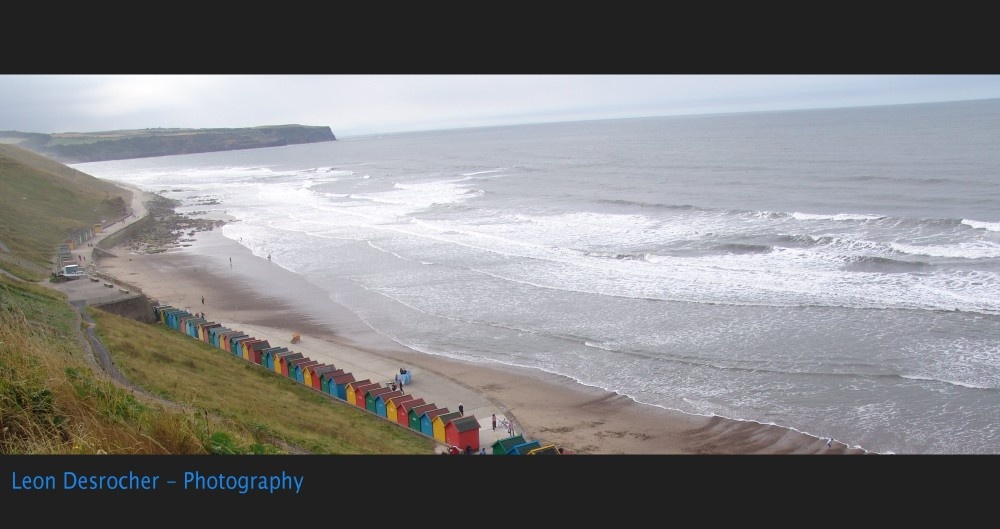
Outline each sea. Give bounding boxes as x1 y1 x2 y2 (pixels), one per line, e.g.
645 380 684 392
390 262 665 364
72 98 1000 455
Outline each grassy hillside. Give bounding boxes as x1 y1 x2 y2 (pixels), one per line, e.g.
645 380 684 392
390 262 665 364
0 149 435 455
0 274 435 454
0 144 130 278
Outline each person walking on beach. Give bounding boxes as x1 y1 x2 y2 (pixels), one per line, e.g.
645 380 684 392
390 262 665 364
458 403 464 415
492 413 497 430
201 296 205 305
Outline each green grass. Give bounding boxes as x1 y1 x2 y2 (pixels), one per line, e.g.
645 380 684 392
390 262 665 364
91 308 436 454
0 144 130 271
0 273 436 454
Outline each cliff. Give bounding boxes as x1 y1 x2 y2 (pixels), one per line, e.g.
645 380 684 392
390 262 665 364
0 124 336 163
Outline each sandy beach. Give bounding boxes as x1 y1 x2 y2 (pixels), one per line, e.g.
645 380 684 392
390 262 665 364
93 193 864 455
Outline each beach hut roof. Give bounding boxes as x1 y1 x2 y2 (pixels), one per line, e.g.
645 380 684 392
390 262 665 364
409 403 437 416
510 440 542 454
346 379 371 389
526 444 561 455
434 411 463 426
367 387 394 399
492 435 527 453
449 415 481 433
388 394 414 406
331 373 356 384
319 368 345 380
376 390 404 403
421 407 450 421
398 398 426 412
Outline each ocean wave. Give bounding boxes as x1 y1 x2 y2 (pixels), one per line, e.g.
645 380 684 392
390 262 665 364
791 212 887 221
841 256 931 273
962 219 1000 232
899 374 997 391
716 243 773 255
583 251 651 261
596 199 698 211
889 241 1000 259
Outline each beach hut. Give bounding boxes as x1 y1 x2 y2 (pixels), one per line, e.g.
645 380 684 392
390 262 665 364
309 365 339 391
194 320 213 341
246 340 271 364
374 390 404 417
187 318 208 339
526 444 561 455
303 363 332 389
432 411 463 443
408 403 438 430
200 322 222 342
420 407 451 437
365 387 395 413
238 338 262 362
386 394 416 423
214 327 235 347
174 310 194 331
291 359 320 384
330 373 356 400
445 415 481 452
153 305 174 324
272 351 300 375
352 382 381 408
508 440 542 455
491 434 527 455
168 310 189 331
275 352 304 377
177 314 191 334
344 380 373 407
220 331 246 353
165 309 190 331
231 336 254 358
208 326 231 348
184 318 206 339
396 398 426 426
260 347 288 371
319 369 346 394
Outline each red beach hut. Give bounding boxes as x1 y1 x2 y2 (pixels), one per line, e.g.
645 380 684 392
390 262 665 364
353 382 381 408
445 415 481 452
396 398 426 426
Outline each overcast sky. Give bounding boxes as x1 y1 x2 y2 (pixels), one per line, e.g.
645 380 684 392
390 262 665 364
2 75 999 138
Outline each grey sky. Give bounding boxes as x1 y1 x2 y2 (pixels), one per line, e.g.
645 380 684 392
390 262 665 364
2 75 998 138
